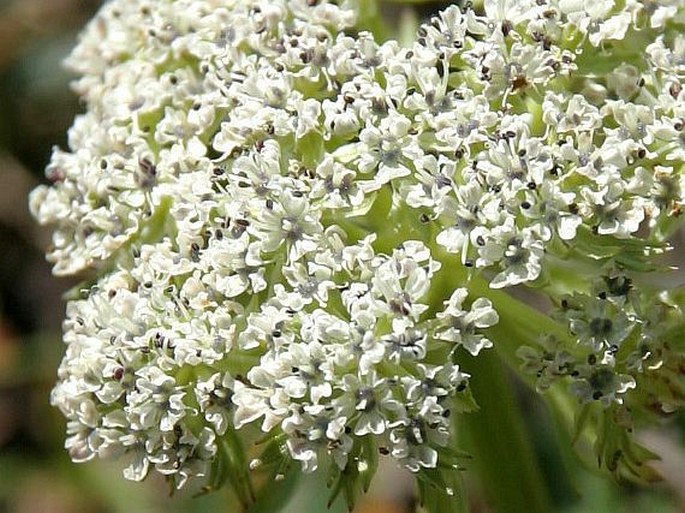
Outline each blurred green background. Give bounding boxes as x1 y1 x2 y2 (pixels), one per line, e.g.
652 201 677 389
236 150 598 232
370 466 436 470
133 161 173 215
0 1 683 512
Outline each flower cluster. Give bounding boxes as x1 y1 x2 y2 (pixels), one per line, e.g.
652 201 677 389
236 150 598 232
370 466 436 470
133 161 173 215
31 0 685 498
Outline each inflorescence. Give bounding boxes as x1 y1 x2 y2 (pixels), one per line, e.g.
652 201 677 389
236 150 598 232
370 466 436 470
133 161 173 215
31 0 685 497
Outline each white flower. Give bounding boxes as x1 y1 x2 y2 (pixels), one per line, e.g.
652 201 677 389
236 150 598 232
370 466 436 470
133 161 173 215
389 415 442 472
249 189 323 262
435 182 500 262
476 221 545 289
436 289 499 355
522 181 582 241
335 372 405 436
570 366 636 406
542 93 602 134
566 296 634 352
357 112 423 190
282 406 351 472
579 179 646 238
310 156 365 209
561 0 631 46
382 322 427 363
196 373 235 435
370 243 440 320
402 363 469 404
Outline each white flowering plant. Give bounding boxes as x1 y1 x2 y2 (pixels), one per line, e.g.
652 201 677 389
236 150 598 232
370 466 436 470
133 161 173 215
30 0 685 511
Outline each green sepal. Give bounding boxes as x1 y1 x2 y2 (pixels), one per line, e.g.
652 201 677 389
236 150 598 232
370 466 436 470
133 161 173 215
572 403 594 446
416 467 467 513
326 462 360 511
247 466 301 513
326 437 378 511
254 434 291 470
570 227 669 272
595 406 662 484
572 402 663 484
449 385 479 414
359 435 379 493
435 445 472 471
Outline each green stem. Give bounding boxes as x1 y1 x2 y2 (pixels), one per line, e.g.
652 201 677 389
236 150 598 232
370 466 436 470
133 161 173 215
223 426 256 509
463 274 615 502
459 350 551 513
427 264 570 513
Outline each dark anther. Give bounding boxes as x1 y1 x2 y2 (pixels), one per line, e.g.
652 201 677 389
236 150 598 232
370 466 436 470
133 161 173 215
191 242 201 262
604 275 632 296
136 158 157 188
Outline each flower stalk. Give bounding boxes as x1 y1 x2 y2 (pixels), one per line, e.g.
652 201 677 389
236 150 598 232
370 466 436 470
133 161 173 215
460 351 551 513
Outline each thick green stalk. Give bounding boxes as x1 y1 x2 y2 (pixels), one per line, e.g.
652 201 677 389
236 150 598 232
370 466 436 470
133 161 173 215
459 350 551 513
427 260 568 513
